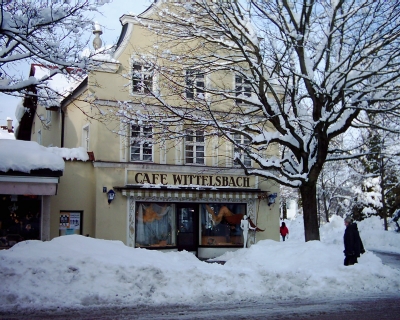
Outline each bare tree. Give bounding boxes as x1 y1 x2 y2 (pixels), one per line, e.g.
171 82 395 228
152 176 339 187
107 0 400 241
0 0 109 96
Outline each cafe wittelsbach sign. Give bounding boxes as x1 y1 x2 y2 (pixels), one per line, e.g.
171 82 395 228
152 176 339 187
134 172 251 188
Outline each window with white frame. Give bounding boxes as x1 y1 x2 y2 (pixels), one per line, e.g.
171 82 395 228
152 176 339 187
46 109 52 124
185 70 205 99
131 125 153 161
233 134 251 167
82 125 90 151
235 74 252 103
132 63 153 94
185 129 205 165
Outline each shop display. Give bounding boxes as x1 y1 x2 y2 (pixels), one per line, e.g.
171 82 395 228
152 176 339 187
0 195 41 248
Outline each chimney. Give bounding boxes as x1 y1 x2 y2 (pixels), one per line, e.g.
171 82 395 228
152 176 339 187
6 117 13 133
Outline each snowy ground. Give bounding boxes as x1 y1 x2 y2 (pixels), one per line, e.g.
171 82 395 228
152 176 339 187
283 215 400 254
0 216 399 312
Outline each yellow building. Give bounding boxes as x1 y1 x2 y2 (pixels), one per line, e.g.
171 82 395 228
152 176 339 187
16 1 280 258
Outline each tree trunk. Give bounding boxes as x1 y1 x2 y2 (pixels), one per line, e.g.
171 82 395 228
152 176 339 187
320 171 330 222
300 183 321 241
282 201 287 220
380 161 388 230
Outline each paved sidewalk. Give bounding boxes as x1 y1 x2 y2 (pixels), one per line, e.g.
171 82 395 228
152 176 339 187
372 250 400 269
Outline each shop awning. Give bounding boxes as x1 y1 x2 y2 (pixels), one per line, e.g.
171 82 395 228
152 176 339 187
0 176 60 195
115 185 263 200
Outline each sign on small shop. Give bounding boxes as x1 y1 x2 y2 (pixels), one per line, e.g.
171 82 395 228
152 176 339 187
59 212 81 230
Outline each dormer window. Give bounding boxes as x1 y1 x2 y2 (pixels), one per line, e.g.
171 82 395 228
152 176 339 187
132 63 153 94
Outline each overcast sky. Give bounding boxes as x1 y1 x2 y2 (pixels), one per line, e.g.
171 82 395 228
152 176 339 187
0 0 153 126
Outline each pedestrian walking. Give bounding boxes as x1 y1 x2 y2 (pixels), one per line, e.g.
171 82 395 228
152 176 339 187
343 217 365 266
280 222 289 241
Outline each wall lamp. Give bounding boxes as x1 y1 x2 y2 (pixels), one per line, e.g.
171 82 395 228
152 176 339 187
107 189 116 204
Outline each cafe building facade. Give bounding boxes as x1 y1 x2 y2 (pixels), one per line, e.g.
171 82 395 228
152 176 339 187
17 0 280 258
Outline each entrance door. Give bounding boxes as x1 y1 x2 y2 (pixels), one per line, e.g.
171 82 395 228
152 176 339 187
176 204 198 252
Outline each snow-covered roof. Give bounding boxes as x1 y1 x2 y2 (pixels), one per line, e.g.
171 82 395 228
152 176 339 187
0 129 15 140
0 140 65 173
0 139 90 174
48 146 89 162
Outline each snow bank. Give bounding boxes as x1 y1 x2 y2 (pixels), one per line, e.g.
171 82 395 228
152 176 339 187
283 215 400 253
358 216 400 253
0 235 399 312
0 140 64 173
48 146 89 161
0 129 15 140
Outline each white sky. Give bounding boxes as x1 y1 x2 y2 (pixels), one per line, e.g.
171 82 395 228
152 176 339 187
0 0 152 126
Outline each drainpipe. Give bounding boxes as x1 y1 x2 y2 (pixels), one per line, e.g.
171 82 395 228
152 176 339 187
61 109 65 148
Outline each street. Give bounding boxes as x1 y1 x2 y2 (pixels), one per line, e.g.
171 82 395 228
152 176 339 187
1 250 399 320
1 295 399 320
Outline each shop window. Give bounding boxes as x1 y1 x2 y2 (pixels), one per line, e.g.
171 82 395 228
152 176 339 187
200 203 245 246
185 70 205 99
235 74 252 103
233 133 252 167
185 129 205 165
130 125 153 162
0 195 41 248
135 203 176 247
132 63 153 94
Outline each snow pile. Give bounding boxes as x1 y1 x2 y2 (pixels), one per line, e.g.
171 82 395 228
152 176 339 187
283 215 400 253
48 146 89 161
0 140 65 173
0 129 15 140
358 216 400 253
0 235 399 312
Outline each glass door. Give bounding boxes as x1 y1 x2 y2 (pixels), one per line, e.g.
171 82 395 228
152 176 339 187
176 204 198 252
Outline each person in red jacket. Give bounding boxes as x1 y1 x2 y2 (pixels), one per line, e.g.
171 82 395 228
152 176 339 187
280 222 289 241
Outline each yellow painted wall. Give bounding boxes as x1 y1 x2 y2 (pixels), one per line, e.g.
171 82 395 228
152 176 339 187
49 161 95 239
93 167 127 242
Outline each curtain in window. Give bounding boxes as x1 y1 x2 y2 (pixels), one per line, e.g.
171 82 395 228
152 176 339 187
136 203 176 247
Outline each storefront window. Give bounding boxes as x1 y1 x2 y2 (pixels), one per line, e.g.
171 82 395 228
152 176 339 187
135 202 176 247
200 203 245 246
0 195 41 248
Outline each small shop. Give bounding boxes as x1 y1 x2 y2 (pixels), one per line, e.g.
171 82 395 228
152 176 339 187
0 174 61 248
116 169 271 259
0 140 64 249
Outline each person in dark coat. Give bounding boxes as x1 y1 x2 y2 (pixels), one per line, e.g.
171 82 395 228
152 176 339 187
343 217 365 266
